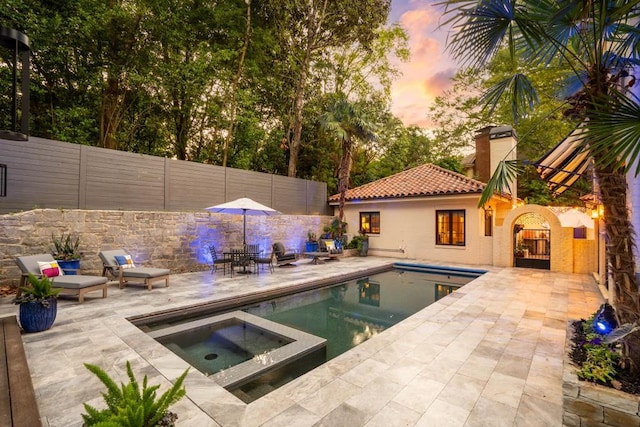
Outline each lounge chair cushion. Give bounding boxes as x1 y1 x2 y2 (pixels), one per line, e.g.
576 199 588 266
117 267 170 279
50 275 108 289
273 242 286 257
272 243 297 263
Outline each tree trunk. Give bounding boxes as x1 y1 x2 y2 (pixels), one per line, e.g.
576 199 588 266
287 49 310 178
222 0 251 168
100 77 120 149
337 137 352 222
287 0 328 178
595 163 640 371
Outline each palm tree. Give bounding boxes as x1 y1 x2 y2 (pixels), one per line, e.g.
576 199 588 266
320 97 377 223
441 0 640 370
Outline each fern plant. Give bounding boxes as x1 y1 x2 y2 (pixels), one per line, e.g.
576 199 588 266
13 273 61 307
82 361 188 427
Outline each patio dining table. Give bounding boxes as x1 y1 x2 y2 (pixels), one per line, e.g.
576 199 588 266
225 247 261 274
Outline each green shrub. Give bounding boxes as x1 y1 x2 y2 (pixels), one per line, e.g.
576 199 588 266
576 315 619 384
82 361 188 427
13 273 61 307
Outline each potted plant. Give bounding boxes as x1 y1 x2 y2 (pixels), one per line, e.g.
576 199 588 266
13 273 61 333
323 218 347 240
357 229 369 257
514 242 527 257
51 233 81 275
82 360 189 427
305 231 319 252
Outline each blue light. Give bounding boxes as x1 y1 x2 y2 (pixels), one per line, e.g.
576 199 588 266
596 321 611 333
592 303 617 335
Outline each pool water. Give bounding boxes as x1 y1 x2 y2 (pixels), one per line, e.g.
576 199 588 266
145 266 481 403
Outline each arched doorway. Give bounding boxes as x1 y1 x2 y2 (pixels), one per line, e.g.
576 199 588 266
514 212 550 270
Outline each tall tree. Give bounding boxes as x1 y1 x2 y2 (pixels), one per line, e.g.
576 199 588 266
442 0 640 369
320 97 376 222
268 0 391 178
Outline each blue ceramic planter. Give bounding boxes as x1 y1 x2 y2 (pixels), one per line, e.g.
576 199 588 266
57 259 80 275
19 298 57 333
305 242 319 252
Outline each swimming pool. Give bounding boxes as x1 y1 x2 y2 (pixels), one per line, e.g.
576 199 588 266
136 264 485 403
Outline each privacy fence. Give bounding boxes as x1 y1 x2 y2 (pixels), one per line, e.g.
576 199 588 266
0 137 331 215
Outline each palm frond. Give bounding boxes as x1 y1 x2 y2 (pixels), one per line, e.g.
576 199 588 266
583 90 640 175
480 73 539 121
477 160 524 207
441 0 515 68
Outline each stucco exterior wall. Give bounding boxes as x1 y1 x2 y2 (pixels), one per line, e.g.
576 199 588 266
496 204 597 274
0 209 335 287
337 195 494 265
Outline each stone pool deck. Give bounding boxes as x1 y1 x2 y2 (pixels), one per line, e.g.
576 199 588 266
0 256 602 426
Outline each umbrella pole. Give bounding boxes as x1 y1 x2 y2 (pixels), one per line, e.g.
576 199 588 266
243 210 247 247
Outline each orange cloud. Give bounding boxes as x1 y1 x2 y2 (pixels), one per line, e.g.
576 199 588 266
390 3 458 128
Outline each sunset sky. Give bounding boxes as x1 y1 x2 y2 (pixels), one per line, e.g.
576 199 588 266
388 0 459 128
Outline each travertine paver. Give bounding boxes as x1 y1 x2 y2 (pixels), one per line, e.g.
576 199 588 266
0 257 602 426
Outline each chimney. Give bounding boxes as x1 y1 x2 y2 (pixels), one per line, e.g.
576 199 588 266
474 125 518 200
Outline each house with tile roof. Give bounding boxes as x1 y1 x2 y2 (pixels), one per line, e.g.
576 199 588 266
328 125 599 274
328 126 519 265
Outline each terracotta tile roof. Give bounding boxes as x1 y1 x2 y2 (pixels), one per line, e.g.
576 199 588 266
328 163 485 202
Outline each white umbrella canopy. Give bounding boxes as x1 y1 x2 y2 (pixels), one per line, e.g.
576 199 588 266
205 197 281 245
557 209 594 229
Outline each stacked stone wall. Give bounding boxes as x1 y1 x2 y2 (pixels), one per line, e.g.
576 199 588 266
0 209 335 287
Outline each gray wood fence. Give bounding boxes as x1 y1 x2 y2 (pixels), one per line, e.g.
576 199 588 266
0 136 331 215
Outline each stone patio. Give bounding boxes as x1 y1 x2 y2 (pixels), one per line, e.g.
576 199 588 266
0 256 602 426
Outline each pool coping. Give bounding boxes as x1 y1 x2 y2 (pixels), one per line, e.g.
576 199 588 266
149 311 327 389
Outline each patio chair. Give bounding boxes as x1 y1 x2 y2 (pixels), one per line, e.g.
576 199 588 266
272 242 298 267
15 254 108 303
99 249 170 291
209 245 233 276
254 251 274 274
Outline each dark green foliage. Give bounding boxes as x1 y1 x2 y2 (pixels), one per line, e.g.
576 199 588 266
576 315 619 384
51 233 80 261
13 273 62 306
82 361 188 427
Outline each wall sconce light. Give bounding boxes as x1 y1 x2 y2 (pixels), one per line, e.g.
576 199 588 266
0 164 6 197
591 205 604 219
484 205 493 236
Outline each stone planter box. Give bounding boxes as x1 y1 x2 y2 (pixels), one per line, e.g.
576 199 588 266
563 321 640 426
341 249 358 258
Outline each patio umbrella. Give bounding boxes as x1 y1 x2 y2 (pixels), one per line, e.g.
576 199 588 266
205 197 281 246
557 209 594 229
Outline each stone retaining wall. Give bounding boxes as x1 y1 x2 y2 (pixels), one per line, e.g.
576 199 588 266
0 209 336 287
563 321 640 426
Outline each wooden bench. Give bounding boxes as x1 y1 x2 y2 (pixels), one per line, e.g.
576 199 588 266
0 315 41 427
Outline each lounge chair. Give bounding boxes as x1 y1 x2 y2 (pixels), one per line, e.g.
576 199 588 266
272 242 298 267
318 239 342 254
15 254 108 303
99 249 170 291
